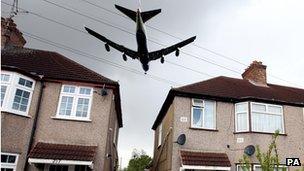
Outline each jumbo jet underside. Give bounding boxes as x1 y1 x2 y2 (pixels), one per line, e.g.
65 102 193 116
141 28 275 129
84 4 196 72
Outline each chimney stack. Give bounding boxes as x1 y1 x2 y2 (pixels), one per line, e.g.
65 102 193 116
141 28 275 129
1 17 26 48
242 61 267 86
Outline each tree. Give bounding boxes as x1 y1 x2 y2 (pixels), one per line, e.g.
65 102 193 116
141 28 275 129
239 130 287 171
126 149 153 171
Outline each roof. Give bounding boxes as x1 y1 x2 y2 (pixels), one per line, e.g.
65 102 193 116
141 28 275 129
28 142 97 161
1 45 116 85
152 76 304 129
1 46 123 127
180 150 231 167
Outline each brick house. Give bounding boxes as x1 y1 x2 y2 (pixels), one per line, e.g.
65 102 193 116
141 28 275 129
151 61 304 171
1 17 123 171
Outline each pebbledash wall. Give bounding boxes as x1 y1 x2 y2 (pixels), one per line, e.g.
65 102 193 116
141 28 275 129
1 80 119 171
154 97 304 171
1 81 42 171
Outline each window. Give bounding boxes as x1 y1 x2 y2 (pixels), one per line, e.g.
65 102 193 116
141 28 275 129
235 102 249 132
1 71 35 116
191 99 216 129
56 85 93 120
235 102 284 134
251 103 284 133
236 164 251 171
253 165 287 171
1 153 19 171
158 124 162 147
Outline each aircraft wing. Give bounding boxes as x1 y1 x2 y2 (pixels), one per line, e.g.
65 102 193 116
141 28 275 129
148 36 196 61
85 27 138 59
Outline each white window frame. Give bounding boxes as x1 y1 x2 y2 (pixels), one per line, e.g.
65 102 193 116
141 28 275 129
235 102 250 132
191 99 216 130
158 124 162 147
253 164 287 171
56 85 93 121
250 102 284 134
1 71 35 116
1 152 19 171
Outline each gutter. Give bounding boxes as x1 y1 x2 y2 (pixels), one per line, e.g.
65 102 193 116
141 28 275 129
24 76 45 171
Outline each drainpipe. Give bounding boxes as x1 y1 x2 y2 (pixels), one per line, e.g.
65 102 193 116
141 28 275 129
24 76 45 171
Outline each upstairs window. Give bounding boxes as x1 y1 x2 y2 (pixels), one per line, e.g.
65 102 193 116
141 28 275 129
235 102 249 132
56 85 93 121
191 99 216 129
235 102 284 133
1 152 19 171
251 103 284 133
1 71 35 116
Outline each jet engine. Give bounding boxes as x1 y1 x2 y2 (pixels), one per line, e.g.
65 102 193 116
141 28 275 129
105 44 110 52
160 57 164 64
122 54 127 61
175 48 180 57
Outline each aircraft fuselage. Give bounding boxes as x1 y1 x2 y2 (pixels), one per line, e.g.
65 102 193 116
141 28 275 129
136 9 150 72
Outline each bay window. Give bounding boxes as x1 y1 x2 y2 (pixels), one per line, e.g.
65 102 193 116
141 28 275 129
235 102 284 133
1 71 35 116
56 85 93 121
235 102 249 132
191 99 216 129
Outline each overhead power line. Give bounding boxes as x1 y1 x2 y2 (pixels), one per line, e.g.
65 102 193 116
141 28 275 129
22 31 182 86
39 0 242 75
2 1 300 87
1 1 214 78
79 0 301 87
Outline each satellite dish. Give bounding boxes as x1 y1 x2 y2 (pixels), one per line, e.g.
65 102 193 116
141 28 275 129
244 145 255 156
175 134 186 145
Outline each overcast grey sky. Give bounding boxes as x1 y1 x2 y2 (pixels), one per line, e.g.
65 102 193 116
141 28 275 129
2 0 304 168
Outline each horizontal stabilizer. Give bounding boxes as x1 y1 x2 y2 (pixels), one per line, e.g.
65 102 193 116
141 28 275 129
115 5 137 22
141 9 161 23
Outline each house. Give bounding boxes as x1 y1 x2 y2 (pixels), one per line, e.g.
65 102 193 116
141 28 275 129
1 17 123 171
151 61 304 171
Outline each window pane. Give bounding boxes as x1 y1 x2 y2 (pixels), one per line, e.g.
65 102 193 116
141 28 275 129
59 96 73 116
237 113 248 131
236 103 248 112
76 98 89 117
204 101 215 129
63 86 76 93
252 112 283 133
12 89 30 112
1 86 7 106
7 155 16 163
79 88 91 95
1 154 8 162
1 74 10 82
18 78 33 88
268 105 282 114
252 103 266 112
192 108 203 127
192 99 203 107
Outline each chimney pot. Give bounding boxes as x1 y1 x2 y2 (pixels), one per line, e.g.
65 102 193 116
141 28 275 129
242 60 267 86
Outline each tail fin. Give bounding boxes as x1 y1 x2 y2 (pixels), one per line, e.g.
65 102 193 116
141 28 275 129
141 9 161 23
115 5 137 22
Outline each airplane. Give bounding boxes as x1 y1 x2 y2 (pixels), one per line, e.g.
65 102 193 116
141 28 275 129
84 4 196 73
